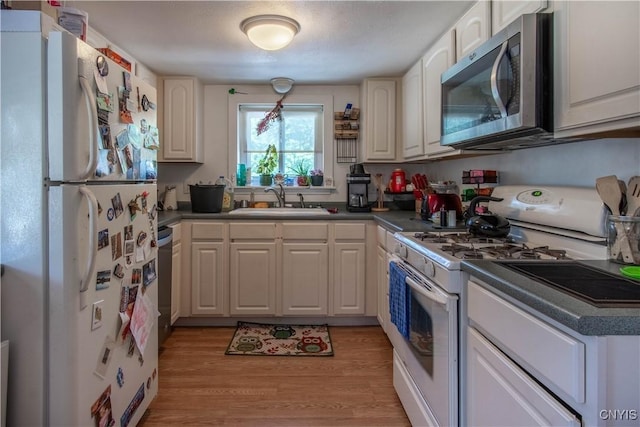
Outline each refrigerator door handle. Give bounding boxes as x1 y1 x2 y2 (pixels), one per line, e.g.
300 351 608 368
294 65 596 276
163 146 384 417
78 73 99 180
79 186 98 310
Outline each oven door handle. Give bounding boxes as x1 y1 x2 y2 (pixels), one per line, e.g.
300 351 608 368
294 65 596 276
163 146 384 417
406 276 450 309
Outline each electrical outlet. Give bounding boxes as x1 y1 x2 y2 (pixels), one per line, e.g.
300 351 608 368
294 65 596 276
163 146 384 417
183 180 193 194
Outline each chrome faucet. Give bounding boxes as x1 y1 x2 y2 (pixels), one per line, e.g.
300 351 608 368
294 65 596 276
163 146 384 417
297 193 305 208
264 184 285 207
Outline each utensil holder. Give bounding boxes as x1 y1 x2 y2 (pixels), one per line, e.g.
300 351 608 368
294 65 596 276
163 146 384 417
607 215 640 264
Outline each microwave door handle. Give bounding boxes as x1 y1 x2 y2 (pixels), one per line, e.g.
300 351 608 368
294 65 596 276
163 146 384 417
490 40 510 118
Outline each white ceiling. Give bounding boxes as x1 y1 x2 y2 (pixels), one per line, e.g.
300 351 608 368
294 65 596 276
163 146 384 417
69 1 474 85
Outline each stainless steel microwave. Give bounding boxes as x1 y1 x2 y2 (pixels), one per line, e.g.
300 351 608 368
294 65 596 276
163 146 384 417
440 13 553 150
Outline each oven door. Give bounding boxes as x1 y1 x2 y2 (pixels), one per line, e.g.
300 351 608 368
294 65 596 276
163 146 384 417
388 260 459 427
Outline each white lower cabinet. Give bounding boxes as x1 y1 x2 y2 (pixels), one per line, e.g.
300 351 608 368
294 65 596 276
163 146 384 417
282 243 329 315
229 242 277 315
332 223 366 315
170 237 182 324
191 241 226 315
229 222 277 315
466 326 580 427
183 220 371 319
376 245 389 332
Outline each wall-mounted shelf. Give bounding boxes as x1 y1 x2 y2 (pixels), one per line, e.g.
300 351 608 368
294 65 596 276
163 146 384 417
335 108 360 163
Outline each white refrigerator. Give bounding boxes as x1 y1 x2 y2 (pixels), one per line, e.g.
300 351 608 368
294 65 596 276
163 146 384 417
1 11 159 427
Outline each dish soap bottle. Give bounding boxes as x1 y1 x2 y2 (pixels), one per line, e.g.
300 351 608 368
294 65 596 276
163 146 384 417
215 176 234 212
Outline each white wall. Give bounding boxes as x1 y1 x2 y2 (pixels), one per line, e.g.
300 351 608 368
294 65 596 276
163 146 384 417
159 84 363 205
158 83 640 206
424 138 640 194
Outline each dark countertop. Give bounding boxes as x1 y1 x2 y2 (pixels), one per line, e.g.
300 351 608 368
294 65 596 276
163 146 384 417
158 206 467 232
462 259 640 336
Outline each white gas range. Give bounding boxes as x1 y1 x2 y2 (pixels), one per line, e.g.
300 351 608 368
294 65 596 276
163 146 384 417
387 185 609 427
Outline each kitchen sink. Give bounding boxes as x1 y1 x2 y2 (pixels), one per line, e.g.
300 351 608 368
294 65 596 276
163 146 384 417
228 208 330 216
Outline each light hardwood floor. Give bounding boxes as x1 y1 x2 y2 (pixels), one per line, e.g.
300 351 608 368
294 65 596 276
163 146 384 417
140 325 411 426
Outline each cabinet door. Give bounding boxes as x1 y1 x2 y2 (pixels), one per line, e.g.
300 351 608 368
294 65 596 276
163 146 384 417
333 242 366 315
282 243 329 315
362 79 397 161
170 241 181 324
402 60 424 159
466 327 580 427
455 0 491 60
162 77 204 163
229 242 277 315
376 245 389 332
492 0 547 35
191 241 226 315
554 1 640 137
423 30 457 158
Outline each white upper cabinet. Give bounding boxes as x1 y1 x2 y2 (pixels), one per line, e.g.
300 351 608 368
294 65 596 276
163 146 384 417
422 30 457 158
491 0 548 35
455 0 491 60
402 60 424 159
554 1 640 137
160 77 204 163
361 79 398 161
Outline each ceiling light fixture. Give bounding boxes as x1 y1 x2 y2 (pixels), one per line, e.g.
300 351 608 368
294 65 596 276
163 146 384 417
240 15 300 51
271 77 294 94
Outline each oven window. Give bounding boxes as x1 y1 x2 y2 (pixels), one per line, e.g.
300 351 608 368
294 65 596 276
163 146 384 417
409 292 434 377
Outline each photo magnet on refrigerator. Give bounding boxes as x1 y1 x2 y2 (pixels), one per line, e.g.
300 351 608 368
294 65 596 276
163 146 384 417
91 300 104 330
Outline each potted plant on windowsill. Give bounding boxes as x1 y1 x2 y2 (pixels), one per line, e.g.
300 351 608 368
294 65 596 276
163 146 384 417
289 159 310 186
255 144 278 186
310 169 324 186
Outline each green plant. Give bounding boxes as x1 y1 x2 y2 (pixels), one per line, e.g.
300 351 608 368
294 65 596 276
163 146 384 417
288 158 310 177
289 159 311 186
255 144 278 176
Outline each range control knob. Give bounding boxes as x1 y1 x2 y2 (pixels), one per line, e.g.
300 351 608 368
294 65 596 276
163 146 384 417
395 244 408 258
422 258 436 277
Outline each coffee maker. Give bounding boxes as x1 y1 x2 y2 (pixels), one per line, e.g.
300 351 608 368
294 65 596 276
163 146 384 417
347 172 371 212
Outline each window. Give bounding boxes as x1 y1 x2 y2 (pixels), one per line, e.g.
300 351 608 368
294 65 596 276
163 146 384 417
238 104 323 185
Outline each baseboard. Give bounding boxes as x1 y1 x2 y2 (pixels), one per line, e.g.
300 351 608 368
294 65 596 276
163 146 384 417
173 316 380 327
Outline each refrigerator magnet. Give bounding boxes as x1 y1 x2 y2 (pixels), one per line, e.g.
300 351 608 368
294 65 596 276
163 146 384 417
141 94 150 111
110 232 123 261
142 259 156 287
123 71 132 92
124 240 135 257
98 229 109 250
121 384 145 427
139 118 149 133
111 193 124 219
94 337 116 379
93 67 109 95
136 231 147 247
128 197 141 220
140 192 149 213
124 224 133 241
96 92 114 113
131 268 142 285
90 385 114 427
113 263 125 280
96 55 109 77
117 368 124 387
91 300 104 330
106 208 115 221
96 270 111 290
127 335 136 357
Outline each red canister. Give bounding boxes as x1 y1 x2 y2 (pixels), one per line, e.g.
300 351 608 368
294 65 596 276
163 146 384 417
390 169 406 193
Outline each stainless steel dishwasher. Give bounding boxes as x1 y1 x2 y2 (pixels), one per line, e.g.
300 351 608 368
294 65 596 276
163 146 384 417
157 226 173 348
